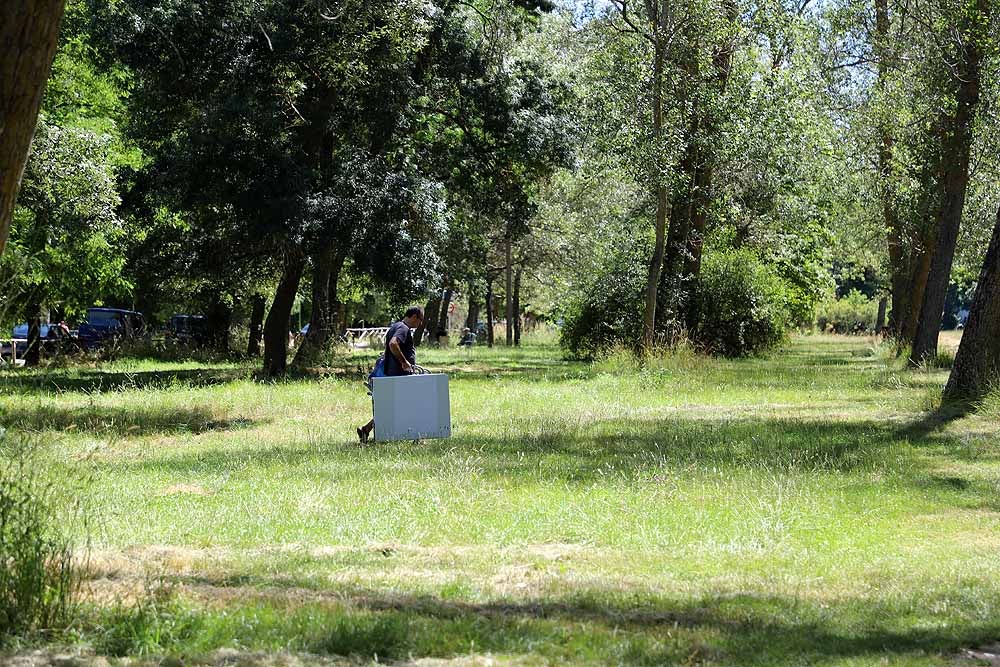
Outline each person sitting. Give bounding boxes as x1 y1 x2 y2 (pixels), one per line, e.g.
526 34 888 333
458 327 476 347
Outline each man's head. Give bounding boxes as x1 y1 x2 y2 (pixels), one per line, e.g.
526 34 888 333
402 306 424 328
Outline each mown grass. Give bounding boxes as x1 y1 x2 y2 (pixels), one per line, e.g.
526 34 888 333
2 334 1000 665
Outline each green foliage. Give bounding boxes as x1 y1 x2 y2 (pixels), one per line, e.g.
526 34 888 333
815 290 879 335
559 239 646 360
3 119 127 319
688 249 790 357
92 583 202 657
0 437 77 638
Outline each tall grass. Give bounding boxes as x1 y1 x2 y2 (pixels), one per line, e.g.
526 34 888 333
0 435 79 639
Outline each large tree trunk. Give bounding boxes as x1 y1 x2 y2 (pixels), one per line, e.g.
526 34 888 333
247 293 265 357
892 242 934 342
945 208 1000 399
505 238 514 346
876 296 888 333
513 267 522 346
465 283 479 331
415 294 441 347
658 167 694 331
642 45 668 350
438 288 453 341
208 296 231 352
263 250 304 377
0 0 67 253
910 7 986 365
486 280 495 348
292 248 345 367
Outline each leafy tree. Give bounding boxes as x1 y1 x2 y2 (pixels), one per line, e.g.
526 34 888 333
3 119 125 364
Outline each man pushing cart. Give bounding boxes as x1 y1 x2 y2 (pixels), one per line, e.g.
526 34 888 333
357 306 451 444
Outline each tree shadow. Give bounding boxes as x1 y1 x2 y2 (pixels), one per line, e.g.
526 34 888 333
101 412 991 491
0 367 251 395
0 404 260 436
109 570 1000 665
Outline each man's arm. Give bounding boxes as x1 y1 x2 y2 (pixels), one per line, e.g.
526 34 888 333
388 337 412 373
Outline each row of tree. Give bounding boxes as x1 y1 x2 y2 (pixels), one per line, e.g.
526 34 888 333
1 0 999 400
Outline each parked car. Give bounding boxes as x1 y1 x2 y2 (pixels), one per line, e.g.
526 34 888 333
2 322 73 360
77 307 147 349
166 314 210 346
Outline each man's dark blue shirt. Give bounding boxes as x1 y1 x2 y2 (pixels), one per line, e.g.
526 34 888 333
383 321 415 376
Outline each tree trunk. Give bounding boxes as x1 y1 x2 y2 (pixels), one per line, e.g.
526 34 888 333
875 0 926 343
263 250 304 377
658 172 693 331
465 283 479 331
486 280 495 348
910 7 986 365
438 288 453 341
0 0 67 253
247 293 265 357
513 267 522 346
24 303 41 367
505 238 514 346
876 296 888 333
682 4 733 294
945 208 1000 399
208 296 231 352
892 242 934 343
329 253 345 337
416 294 441 347
642 44 668 350
292 248 345 367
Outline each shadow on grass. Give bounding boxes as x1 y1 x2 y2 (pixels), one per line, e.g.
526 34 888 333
101 412 984 485
0 367 251 395
0 404 260 436
79 582 1000 665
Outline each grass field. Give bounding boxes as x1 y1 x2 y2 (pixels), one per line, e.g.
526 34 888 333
2 333 1000 666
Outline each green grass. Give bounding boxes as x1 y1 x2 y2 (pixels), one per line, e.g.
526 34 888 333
2 334 1000 665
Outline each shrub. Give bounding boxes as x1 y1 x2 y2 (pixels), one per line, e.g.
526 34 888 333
687 249 791 357
560 243 646 360
815 290 878 334
0 436 78 637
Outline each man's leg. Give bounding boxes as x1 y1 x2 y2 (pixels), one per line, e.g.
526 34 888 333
357 418 374 443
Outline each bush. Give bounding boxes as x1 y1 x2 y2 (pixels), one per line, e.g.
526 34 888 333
815 290 878 334
0 436 78 637
687 249 791 357
560 242 647 360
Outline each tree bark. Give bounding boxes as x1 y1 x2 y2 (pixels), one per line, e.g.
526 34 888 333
292 248 345 367
24 303 41 367
910 4 987 365
876 296 888 333
486 280 495 348
416 294 441 347
262 250 304 377
247 293 265 357
505 237 514 346
945 207 1000 399
513 267 522 346
207 296 231 352
0 0 67 254
438 288 453 340
642 44 668 350
465 283 479 331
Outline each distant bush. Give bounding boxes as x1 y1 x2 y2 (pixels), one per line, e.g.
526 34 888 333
560 243 646 360
815 291 878 334
561 247 792 359
687 249 791 357
0 436 78 637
